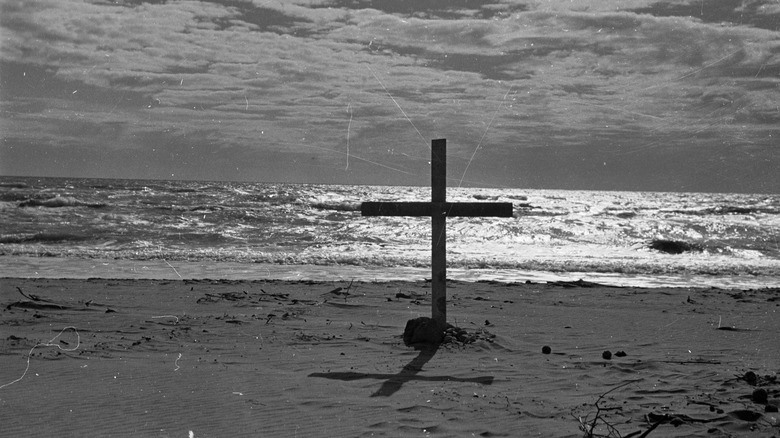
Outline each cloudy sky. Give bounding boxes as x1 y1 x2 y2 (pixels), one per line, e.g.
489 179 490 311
1 0 778 192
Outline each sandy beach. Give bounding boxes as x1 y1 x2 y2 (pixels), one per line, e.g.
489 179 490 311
1 278 778 437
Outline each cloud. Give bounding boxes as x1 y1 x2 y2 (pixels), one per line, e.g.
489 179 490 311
1 0 778 192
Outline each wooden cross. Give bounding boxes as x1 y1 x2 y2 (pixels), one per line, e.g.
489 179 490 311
361 139 513 328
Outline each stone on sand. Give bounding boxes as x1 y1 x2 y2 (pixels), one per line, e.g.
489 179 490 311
403 316 446 345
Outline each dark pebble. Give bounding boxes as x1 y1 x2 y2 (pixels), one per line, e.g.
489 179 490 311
744 371 758 386
752 388 768 404
542 346 551 354
615 351 627 357
602 350 612 360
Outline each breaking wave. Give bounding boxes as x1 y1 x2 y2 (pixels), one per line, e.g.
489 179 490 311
18 196 107 208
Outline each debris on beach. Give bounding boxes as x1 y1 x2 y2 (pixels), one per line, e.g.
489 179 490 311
402 317 496 346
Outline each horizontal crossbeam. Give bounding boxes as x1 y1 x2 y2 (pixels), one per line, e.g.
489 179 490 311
361 201 513 218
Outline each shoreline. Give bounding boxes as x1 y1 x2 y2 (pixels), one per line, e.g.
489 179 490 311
2 255 778 289
1 277 778 436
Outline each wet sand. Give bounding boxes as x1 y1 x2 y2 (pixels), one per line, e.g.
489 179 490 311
1 278 778 437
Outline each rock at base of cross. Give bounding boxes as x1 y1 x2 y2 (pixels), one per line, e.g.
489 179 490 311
403 317 498 346
403 317 448 345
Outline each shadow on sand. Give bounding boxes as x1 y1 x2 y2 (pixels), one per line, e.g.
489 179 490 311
309 344 494 397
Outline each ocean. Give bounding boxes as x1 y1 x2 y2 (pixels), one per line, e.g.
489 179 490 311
1 176 778 289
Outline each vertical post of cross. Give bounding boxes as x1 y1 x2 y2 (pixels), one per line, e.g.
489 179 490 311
431 139 447 328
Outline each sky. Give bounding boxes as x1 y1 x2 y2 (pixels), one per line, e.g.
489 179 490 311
0 0 778 193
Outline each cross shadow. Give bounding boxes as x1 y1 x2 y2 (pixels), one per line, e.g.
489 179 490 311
308 344 494 397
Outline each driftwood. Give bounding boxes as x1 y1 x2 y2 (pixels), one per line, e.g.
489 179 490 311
6 286 114 312
6 287 70 310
